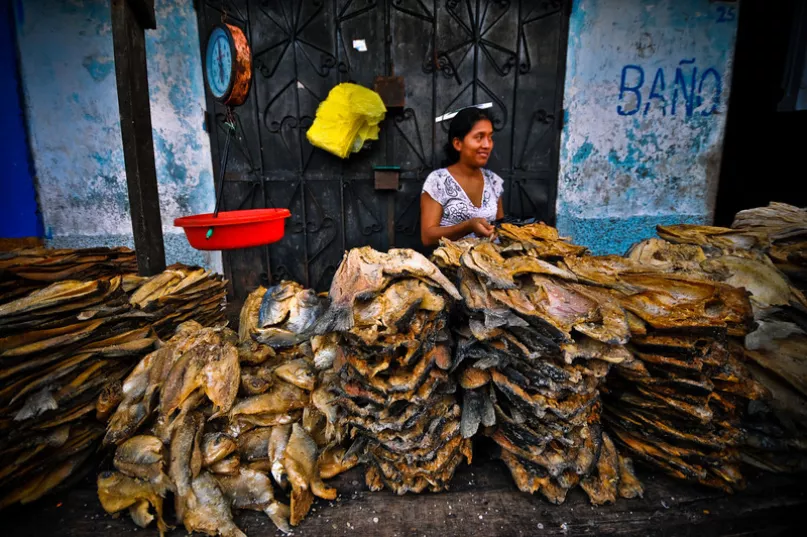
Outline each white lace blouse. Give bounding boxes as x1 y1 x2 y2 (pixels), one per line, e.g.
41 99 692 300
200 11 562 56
422 168 504 229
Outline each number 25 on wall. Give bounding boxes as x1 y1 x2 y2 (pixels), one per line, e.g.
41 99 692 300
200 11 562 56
715 5 737 23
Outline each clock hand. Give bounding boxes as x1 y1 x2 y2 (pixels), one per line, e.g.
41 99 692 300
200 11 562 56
217 48 225 85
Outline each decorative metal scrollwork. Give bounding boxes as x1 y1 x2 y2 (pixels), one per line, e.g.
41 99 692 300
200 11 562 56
199 0 564 292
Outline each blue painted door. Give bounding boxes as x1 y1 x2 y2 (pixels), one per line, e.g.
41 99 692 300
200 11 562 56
0 2 41 239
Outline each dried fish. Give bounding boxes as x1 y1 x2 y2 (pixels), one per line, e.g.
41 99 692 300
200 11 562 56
169 411 205 520
215 467 291 533
97 471 169 537
201 433 238 467
274 359 316 391
91 277 347 535
285 423 337 525
229 381 309 419
433 226 646 505
323 246 468 495
182 472 246 537
269 423 292 489
114 435 173 493
316 247 460 333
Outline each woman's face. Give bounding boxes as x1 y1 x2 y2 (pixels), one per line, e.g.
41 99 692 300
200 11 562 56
453 119 494 168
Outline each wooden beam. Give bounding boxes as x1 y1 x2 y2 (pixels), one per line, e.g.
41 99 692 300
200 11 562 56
128 0 156 30
110 0 165 276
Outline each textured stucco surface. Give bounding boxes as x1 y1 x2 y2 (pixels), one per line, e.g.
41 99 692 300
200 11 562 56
556 0 738 254
14 0 220 270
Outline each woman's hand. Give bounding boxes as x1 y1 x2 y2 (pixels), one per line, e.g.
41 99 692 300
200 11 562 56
469 217 494 237
421 193 497 245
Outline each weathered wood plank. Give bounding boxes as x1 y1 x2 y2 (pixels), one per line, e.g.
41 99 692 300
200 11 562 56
110 0 165 276
0 237 43 251
3 459 804 537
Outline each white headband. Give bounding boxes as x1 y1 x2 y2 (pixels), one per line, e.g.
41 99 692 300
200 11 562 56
434 102 493 123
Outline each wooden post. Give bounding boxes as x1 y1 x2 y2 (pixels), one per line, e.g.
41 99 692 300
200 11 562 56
110 0 165 276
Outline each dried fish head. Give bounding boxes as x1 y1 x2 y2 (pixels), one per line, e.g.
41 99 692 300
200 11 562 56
201 433 237 467
274 359 316 391
258 282 302 328
239 286 265 342
285 287 326 334
114 435 172 494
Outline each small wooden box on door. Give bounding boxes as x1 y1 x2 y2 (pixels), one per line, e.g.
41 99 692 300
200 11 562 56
196 0 570 308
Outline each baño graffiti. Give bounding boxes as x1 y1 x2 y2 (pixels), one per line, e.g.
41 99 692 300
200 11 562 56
617 59 723 117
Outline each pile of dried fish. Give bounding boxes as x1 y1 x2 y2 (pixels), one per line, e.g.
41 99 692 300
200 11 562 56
0 246 137 304
97 281 349 536
741 318 807 473
732 203 807 292
237 281 355 525
434 224 643 505
645 218 807 474
98 322 244 536
127 264 228 338
577 240 762 492
317 247 472 495
0 264 226 509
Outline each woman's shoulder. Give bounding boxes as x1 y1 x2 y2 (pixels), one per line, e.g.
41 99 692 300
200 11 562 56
423 168 453 188
482 168 503 181
422 169 450 202
425 168 450 181
482 168 504 193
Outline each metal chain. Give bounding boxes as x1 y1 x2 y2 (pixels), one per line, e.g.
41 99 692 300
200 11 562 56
212 107 236 219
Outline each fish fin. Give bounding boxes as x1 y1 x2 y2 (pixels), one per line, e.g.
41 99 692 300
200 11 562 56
343 436 367 462
290 487 313 526
313 306 353 334
154 472 175 496
265 501 292 534
129 500 154 528
14 389 58 421
461 390 482 438
311 479 337 500
271 462 288 490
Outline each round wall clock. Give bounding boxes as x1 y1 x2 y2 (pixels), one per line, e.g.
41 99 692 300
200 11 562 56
204 23 252 106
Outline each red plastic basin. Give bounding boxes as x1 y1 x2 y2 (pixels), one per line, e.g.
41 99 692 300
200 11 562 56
174 208 291 250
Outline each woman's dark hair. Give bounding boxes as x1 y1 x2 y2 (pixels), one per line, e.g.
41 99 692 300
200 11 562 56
441 107 495 167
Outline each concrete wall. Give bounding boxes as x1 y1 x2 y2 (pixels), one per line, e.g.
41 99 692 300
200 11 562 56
557 0 739 255
13 0 220 270
0 1 40 239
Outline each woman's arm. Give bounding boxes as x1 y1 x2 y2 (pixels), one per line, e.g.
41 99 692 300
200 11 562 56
496 197 504 219
420 193 492 246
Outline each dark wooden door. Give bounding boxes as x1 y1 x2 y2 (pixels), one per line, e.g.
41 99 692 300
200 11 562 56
196 0 569 304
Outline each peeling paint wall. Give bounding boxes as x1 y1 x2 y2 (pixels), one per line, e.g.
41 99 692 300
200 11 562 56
557 0 739 255
13 0 220 271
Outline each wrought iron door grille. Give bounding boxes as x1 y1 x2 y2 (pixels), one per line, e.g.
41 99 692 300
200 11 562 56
196 0 569 300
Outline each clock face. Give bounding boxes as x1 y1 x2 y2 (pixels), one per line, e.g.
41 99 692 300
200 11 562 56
205 27 233 100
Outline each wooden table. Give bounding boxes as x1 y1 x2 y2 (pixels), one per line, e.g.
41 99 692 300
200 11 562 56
3 453 804 537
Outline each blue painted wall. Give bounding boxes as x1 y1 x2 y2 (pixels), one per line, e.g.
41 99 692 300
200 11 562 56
556 0 739 255
0 1 41 239
13 0 220 270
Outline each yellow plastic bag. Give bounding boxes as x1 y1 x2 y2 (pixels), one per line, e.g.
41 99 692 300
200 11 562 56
306 83 387 159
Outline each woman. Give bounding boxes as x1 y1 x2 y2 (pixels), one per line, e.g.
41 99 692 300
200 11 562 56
420 107 504 247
